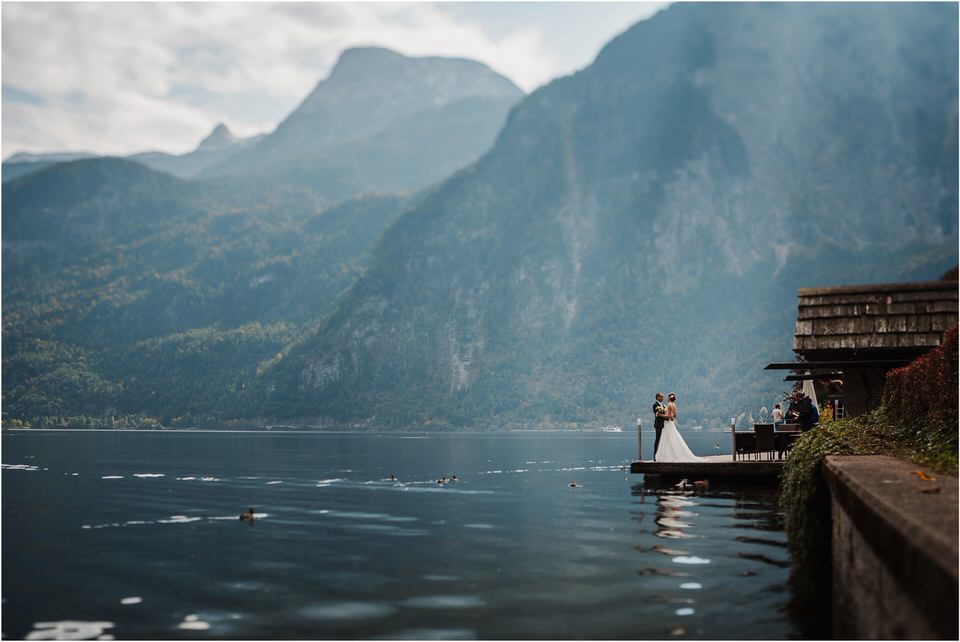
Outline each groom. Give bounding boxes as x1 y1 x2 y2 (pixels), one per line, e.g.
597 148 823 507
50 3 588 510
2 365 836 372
652 393 666 460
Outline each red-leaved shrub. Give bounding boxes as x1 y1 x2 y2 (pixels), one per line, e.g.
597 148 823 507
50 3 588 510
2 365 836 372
883 325 958 450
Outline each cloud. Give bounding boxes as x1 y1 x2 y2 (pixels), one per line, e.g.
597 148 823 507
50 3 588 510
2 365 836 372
2 2 664 157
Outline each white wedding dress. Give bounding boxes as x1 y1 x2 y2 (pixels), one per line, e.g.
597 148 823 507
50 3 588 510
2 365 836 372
656 417 706 463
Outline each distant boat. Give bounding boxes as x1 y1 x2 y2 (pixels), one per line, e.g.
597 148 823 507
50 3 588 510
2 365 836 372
601 426 623 432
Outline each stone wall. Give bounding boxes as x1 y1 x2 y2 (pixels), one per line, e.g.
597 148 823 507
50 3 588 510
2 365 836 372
824 455 958 639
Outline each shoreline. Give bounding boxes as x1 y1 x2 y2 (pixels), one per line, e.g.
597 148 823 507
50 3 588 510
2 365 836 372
1 426 733 435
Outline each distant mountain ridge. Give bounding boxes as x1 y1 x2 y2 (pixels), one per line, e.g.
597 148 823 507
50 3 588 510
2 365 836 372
2 123 263 182
5 151 96 164
2 151 98 182
127 123 265 179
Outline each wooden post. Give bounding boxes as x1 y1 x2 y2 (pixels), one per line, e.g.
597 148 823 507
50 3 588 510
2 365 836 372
637 417 642 462
730 416 737 462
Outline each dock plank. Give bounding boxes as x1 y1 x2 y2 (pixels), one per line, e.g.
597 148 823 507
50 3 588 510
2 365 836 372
630 455 783 479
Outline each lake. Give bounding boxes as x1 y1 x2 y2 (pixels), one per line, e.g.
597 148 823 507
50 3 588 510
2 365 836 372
2 430 797 639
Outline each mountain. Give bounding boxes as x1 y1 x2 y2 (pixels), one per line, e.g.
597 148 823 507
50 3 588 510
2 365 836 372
259 2 958 429
2 158 190 247
199 47 523 200
2 158 415 422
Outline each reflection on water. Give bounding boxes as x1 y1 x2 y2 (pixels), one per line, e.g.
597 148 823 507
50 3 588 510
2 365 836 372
3 431 797 639
630 479 793 637
24 621 115 641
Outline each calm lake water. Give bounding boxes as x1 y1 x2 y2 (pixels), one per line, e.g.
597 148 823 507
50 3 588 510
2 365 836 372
2 430 797 639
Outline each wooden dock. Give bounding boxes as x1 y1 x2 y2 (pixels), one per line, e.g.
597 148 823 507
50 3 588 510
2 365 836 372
630 455 783 480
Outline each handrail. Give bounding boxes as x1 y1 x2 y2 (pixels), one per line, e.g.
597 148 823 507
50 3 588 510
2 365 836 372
636 417 642 461
730 417 737 461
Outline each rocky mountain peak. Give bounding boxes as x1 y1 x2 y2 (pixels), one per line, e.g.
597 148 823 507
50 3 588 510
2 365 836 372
329 46 406 75
298 46 521 115
196 123 239 152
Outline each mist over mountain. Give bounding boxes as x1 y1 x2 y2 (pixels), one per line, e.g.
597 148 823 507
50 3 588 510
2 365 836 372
260 2 958 429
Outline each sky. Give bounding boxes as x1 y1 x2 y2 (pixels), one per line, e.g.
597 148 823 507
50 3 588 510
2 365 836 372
1 2 665 158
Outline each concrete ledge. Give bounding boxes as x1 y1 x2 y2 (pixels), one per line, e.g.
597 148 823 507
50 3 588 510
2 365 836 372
824 455 959 639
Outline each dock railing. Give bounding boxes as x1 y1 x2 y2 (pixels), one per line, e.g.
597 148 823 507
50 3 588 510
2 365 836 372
637 417 642 461
730 417 737 461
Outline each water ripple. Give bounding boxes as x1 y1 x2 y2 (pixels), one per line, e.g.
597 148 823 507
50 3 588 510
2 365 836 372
300 602 395 621
389 628 476 640
672 555 711 565
402 596 486 609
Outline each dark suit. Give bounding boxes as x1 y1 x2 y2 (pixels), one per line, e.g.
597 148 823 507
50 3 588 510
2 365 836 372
653 401 666 459
798 397 815 430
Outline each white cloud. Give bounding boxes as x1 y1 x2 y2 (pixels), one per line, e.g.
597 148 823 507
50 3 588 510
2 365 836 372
2 2 664 157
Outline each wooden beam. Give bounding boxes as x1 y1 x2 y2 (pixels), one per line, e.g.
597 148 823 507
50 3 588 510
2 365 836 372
764 359 912 370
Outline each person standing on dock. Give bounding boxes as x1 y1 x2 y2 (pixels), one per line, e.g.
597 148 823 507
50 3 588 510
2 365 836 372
653 393 667 460
798 394 816 430
656 393 707 462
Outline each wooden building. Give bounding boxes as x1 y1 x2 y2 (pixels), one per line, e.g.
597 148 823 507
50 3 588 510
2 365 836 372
767 279 958 416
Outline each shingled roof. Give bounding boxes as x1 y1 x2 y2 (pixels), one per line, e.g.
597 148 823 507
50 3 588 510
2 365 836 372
793 279 958 357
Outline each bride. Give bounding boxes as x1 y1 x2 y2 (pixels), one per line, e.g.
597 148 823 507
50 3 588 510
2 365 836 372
656 393 707 462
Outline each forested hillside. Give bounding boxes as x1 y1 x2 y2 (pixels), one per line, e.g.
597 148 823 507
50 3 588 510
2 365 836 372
2 158 414 424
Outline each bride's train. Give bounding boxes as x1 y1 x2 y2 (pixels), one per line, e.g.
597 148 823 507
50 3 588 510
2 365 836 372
656 420 706 462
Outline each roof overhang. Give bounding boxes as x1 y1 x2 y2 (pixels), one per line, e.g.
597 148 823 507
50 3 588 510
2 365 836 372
764 359 912 371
